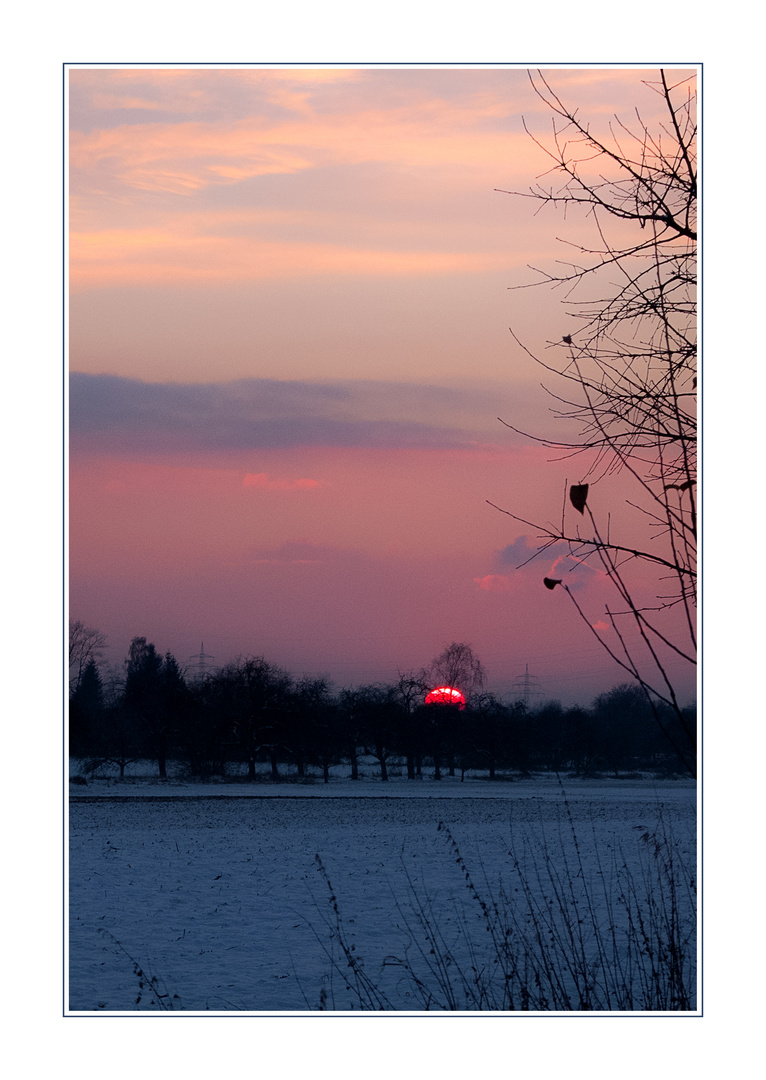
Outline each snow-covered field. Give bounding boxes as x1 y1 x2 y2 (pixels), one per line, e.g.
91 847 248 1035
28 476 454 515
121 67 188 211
67 772 697 1014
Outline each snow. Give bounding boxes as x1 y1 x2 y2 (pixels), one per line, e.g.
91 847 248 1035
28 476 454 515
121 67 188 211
67 771 697 1014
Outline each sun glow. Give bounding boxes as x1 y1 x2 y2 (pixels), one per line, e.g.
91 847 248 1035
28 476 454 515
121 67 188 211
425 686 466 709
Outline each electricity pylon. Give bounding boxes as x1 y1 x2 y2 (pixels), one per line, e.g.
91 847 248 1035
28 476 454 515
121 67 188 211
512 664 542 708
188 642 215 681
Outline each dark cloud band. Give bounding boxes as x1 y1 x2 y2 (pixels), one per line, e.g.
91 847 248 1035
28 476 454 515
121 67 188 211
69 373 507 454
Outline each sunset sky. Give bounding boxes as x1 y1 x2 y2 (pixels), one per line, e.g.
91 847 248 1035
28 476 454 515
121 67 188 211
67 65 697 706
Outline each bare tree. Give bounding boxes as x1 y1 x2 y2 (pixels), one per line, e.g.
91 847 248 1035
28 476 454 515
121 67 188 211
393 670 430 779
69 619 108 694
492 70 697 775
425 642 487 699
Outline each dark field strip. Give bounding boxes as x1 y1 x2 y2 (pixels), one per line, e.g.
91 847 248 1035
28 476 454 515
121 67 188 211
69 794 520 803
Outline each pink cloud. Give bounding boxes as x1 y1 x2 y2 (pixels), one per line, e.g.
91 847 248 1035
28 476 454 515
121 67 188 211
474 574 514 593
243 473 320 491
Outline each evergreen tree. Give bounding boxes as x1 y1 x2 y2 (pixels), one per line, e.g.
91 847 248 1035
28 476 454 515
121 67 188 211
124 637 185 778
69 657 104 758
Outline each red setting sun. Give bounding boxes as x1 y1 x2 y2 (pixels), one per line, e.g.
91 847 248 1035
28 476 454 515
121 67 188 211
425 686 466 709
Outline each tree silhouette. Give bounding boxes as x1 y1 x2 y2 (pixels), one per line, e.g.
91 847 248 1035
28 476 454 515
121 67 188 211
355 684 400 782
69 619 107 695
182 676 231 779
124 637 187 779
425 642 486 700
493 70 697 776
69 657 104 757
338 688 365 781
216 657 292 781
392 670 429 779
289 676 339 782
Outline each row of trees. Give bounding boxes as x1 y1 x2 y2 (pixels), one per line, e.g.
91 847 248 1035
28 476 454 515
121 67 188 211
69 629 694 780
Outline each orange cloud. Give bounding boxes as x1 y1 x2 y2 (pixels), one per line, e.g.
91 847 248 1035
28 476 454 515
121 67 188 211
69 228 512 290
67 70 577 293
243 473 321 491
71 66 361 113
69 94 539 207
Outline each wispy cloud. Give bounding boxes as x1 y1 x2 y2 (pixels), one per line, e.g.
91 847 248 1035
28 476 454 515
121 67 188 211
67 68 546 292
69 69 532 196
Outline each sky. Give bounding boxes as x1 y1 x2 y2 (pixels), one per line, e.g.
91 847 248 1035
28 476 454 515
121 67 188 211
67 65 697 706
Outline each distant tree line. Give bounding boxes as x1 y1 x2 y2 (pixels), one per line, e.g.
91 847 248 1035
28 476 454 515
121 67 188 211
68 628 694 780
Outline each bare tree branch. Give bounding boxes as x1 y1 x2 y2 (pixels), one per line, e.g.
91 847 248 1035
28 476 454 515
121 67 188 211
494 69 697 774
